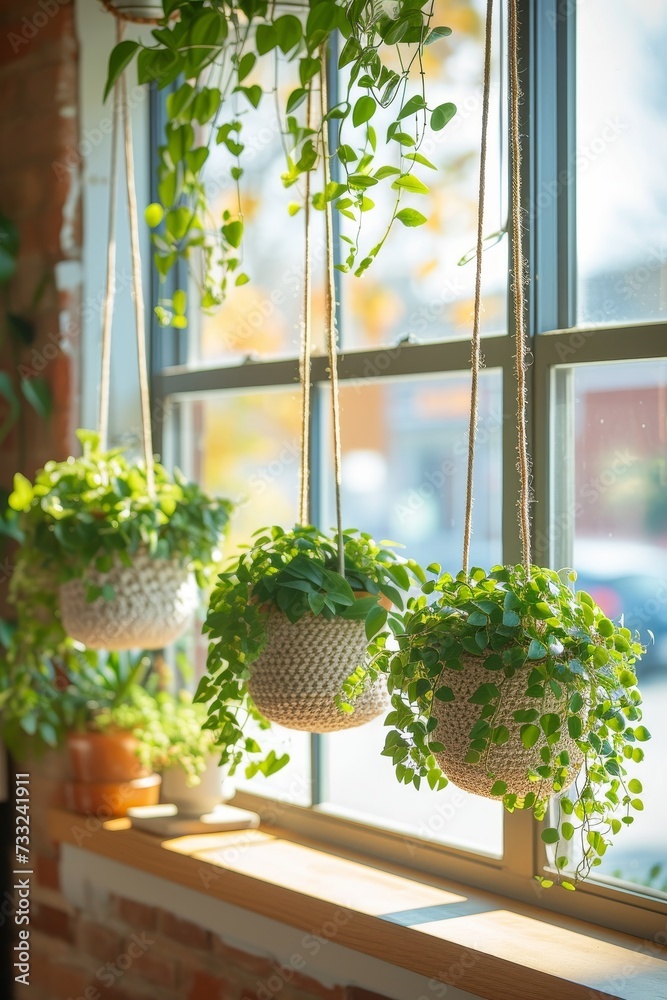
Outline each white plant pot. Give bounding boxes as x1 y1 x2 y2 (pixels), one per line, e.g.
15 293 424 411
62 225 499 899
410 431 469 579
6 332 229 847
160 757 233 816
247 610 388 733
59 552 198 651
101 1 165 23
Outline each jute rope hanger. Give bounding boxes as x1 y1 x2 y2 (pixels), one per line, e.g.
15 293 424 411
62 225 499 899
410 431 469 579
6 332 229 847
99 18 156 500
462 0 532 577
297 45 345 578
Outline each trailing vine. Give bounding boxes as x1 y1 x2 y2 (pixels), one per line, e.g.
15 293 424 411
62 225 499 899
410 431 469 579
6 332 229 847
104 0 457 324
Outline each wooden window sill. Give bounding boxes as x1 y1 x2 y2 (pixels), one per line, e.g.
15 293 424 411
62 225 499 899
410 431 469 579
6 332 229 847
48 808 667 1000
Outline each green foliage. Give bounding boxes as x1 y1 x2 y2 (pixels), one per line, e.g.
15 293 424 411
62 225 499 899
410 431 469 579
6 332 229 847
133 689 218 785
373 563 648 886
104 0 457 324
199 524 425 777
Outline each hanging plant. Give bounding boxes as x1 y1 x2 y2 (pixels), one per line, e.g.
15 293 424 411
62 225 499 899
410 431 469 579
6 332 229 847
365 563 647 885
103 0 458 324
198 524 425 777
335 0 652 891
8 430 233 651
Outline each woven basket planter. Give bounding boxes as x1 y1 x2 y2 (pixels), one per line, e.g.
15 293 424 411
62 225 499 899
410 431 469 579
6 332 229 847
59 552 197 650
432 654 584 800
247 610 388 733
100 0 165 23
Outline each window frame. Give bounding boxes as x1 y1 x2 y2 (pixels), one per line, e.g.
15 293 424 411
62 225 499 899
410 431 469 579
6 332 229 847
149 0 667 939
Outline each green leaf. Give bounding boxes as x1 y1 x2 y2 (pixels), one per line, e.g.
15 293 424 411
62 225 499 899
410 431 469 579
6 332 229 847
398 95 426 120
468 683 500 705
104 40 139 101
145 203 164 227
520 724 541 750
256 24 277 55
561 822 575 840
431 102 457 131
540 713 560 737
434 685 455 702
567 715 582 739
490 780 507 796
9 472 33 511
527 639 547 660
426 26 453 44
222 220 243 249
365 602 388 640
541 827 560 844
273 14 302 53
353 96 377 127
392 174 430 195
21 377 52 419
286 88 308 113
237 52 256 83
633 726 651 742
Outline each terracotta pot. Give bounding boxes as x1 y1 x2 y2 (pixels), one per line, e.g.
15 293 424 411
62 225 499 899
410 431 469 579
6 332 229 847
65 774 161 817
67 730 149 783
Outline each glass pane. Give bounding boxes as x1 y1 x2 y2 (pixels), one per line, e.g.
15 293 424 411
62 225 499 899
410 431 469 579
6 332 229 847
319 372 504 856
172 389 311 806
191 56 327 365
577 1 667 325
553 359 667 894
340 0 508 349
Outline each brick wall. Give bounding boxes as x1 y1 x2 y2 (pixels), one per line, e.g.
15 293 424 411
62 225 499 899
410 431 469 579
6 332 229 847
29 876 389 1000
0 0 81 491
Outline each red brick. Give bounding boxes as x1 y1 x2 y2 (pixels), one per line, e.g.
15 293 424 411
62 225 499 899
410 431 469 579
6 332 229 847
346 991 392 1000
77 918 124 964
36 853 60 891
211 935 276 979
187 969 228 1000
127 943 177 990
110 896 157 931
32 901 74 943
158 911 211 951
49 959 99 1000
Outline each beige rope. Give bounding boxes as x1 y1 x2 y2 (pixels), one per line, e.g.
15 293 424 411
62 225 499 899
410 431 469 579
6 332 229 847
462 0 494 576
508 0 531 571
298 88 313 526
99 18 123 450
320 46 345 576
120 68 156 499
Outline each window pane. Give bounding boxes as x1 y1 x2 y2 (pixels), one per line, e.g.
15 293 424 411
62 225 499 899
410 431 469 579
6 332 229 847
552 360 667 894
318 372 504 855
340 0 508 349
577 1 667 326
172 389 311 806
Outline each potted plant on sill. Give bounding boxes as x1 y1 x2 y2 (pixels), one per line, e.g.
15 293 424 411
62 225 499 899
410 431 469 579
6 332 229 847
363 563 648 886
198 524 424 777
7 429 233 651
137 689 233 815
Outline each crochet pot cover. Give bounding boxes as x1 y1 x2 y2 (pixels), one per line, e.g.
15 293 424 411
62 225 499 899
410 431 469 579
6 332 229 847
247 610 388 733
59 552 198 650
432 654 584 800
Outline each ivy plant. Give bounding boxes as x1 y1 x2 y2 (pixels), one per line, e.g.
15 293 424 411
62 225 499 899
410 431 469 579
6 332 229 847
359 563 648 887
104 0 457 324
197 523 425 777
6 428 233 649
133 689 218 785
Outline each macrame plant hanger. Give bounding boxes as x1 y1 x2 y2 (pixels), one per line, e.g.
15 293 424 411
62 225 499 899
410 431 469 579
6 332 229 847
59 17 202 651
297 46 345 577
244 45 391 734
99 18 155 500
462 0 531 578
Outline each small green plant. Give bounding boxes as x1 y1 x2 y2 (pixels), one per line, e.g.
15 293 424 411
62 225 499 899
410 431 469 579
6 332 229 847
198 523 424 776
104 0 457 323
0 646 156 757
366 563 648 887
135 690 217 786
6 428 232 647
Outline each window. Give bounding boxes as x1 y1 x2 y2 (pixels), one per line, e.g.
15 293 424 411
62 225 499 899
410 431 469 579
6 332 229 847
151 0 667 937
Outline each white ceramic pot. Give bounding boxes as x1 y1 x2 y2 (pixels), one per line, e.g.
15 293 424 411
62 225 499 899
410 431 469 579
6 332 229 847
160 757 233 816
